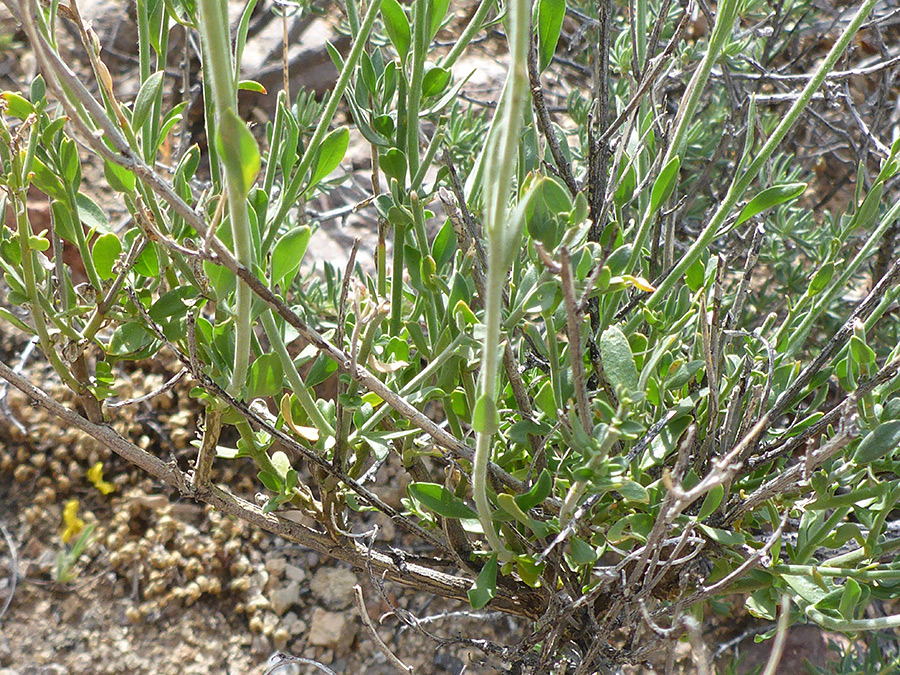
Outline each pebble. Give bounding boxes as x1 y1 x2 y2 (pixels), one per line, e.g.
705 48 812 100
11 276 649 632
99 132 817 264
265 557 287 577
283 563 306 583
307 608 356 656
309 568 356 610
269 581 300 616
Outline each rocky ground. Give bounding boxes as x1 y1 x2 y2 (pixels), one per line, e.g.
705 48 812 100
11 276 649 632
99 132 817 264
0 347 524 674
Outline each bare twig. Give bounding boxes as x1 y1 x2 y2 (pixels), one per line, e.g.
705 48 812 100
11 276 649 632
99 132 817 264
0 521 18 622
560 248 591 432
354 584 415 674
106 369 188 409
528 42 578 196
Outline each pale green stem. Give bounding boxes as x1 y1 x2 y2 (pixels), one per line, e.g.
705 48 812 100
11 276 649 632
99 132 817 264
197 0 254 397
625 0 881 333
439 0 497 69
406 0 429 181
260 310 334 438
472 0 530 561
15 199 81 392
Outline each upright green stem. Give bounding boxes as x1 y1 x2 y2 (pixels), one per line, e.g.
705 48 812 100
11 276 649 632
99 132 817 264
260 310 334 438
439 0 497 69
15 200 81 392
625 0 881 333
197 0 254 397
406 0 429 181
472 0 530 561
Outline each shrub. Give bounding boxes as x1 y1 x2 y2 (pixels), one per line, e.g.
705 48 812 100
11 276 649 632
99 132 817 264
1 0 899 671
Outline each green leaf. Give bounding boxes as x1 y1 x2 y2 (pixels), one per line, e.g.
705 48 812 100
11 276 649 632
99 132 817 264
515 469 552 511
509 419 551 446
807 262 834 296
1 91 34 119
378 148 407 183
91 232 122 281
838 577 861 621
407 482 478 519
849 335 876 367
149 286 196 322
537 0 566 72
381 0 411 61
257 470 282 492
30 157 66 201
237 79 267 94
599 325 640 399
247 353 284 399
649 156 680 212
309 126 349 190
0 307 35 334
697 484 724 521
59 138 81 187
76 193 112 234
429 0 451 38
271 225 311 288
698 524 746 546
567 537 598 565
615 480 650 503
736 182 807 226
421 66 451 98
29 74 46 103
271 450 292 479
132 71 165 130
305 353 338 388
534 381 557 417
103 159 136 193
107 322 157 359
614 161 636 207
215 108 260 197
468 554 498 609
854 421 900 464
516 556 544 587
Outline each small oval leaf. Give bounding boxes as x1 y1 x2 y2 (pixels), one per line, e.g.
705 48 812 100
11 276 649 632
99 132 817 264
92 232 122 281
537 0 566 72
132 71 165 130
599 325 640 400
408 482 478 519
854 421 900 464
467 553 498 609
309 126 349 190
736 182 807 225
381 0 411 61
650 156 681 212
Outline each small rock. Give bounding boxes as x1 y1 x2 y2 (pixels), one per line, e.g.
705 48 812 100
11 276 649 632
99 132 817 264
309 568 356 610
288 619 307 637
272 628 290 651
265 556 287 577
307 608 356 656
283 563 306 583
245 593 271 615
269 581 300 616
